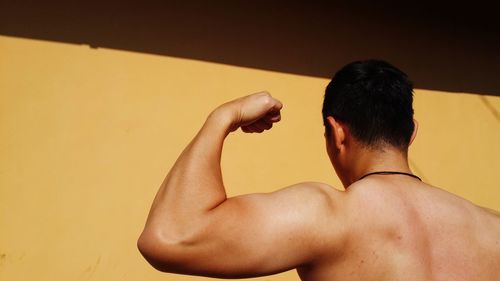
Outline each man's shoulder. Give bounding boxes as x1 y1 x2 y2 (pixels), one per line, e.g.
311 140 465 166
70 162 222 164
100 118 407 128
290 181 342 192
281 181 345 202
266 181 347 219
280 181 391 214
278 182 350 243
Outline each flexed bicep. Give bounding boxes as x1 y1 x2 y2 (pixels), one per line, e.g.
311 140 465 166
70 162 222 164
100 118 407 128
139 182 345 279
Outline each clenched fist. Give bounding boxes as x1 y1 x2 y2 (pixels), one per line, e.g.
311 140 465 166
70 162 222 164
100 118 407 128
211 91 283 133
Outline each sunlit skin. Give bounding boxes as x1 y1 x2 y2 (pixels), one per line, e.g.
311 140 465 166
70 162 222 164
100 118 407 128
138 92 500 280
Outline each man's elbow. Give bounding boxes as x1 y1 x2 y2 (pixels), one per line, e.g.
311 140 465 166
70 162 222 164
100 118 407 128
137 230 187 272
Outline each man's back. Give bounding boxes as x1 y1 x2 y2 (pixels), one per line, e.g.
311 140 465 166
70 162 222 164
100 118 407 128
299 177 500 281
138 86 500 281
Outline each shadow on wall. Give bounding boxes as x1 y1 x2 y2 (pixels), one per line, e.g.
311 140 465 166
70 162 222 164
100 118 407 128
1 0 499 96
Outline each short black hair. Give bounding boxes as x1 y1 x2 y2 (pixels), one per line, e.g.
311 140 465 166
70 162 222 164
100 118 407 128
322 60 415 150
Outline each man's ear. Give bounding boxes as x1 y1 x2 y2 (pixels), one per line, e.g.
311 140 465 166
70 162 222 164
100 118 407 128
409 119 418 145
326 116 346 150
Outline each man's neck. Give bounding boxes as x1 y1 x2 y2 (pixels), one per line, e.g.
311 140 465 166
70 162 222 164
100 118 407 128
343 146 413 187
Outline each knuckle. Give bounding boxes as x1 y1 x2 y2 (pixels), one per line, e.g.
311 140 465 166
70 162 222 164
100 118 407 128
261 96 272 106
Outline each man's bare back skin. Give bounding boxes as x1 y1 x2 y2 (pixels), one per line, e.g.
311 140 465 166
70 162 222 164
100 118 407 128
137 60 500 280
297 180 500 281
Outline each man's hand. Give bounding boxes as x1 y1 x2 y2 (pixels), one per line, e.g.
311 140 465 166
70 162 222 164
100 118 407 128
211 91 283 133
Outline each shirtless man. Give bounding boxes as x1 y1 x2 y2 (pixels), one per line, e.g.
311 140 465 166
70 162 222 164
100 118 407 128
138 60 500 280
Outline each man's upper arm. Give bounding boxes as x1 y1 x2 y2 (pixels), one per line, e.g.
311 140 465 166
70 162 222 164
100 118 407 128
141 182 345 278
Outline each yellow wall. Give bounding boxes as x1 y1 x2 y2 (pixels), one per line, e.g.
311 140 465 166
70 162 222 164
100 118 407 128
1 35 499 281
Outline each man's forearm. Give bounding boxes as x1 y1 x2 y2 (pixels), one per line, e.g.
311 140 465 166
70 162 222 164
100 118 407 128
138 92 283 272
139 92 282 250
141 109 233 241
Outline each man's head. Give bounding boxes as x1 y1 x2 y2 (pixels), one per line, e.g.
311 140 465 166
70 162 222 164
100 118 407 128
322 60 417 183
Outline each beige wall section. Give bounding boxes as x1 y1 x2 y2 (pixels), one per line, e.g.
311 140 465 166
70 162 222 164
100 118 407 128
0 36 498 281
